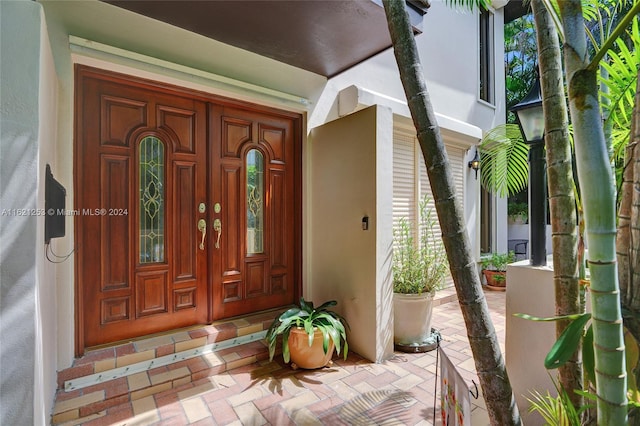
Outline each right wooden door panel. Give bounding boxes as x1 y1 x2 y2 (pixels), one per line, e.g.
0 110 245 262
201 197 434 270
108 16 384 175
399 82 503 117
210 105 298 319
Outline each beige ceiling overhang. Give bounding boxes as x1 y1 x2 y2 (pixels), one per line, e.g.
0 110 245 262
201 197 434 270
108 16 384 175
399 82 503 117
102 0 430 78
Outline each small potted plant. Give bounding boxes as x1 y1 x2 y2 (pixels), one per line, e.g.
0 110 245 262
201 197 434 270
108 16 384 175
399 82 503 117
480 251 516 290
508 201 528 225
392 197 448 349
265 298 349 370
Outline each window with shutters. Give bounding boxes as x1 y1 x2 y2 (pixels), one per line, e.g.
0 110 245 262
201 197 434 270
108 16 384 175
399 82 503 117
479 9 495 104
393 130 465 288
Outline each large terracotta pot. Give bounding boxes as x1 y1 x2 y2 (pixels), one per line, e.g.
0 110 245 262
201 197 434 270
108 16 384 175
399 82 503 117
287 327 335 370
393 292 434 346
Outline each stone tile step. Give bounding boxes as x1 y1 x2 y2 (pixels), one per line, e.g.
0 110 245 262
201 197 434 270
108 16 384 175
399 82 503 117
51 337 274 425
56 307 286 391
433 287 458 307
51 307 289 425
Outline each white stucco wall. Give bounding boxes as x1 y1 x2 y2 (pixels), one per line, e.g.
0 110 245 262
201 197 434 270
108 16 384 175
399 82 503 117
309 1 507 134
307 105 394 363
1 1 58 424
35 9 60 425
307 0 508 252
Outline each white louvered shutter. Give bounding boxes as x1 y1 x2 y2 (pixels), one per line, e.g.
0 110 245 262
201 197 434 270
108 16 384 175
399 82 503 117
394 130 465 289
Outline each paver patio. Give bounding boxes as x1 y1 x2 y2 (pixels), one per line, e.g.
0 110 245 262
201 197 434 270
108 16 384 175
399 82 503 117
52 289 507 425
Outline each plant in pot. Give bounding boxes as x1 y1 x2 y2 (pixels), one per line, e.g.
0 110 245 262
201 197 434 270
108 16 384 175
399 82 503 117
265 298 349 370
392 197 448 351
508 201 528 225
480 251 516 291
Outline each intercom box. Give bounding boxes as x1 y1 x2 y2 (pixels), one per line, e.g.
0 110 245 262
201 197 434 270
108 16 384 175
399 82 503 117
45 164 66 243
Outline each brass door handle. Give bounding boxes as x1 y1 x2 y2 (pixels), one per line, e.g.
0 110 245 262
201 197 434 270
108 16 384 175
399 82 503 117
213 219 222 249
197 219 207 250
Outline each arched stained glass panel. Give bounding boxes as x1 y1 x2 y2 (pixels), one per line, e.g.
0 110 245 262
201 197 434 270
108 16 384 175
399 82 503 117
246 149 264 254
139 136 165 263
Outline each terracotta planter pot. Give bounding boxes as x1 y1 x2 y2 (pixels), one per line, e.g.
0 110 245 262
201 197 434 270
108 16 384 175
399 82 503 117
483 270 507 291
393 292 434 346
287 328 335 370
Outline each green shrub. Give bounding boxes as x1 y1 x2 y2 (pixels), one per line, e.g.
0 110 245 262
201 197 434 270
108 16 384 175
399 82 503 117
392 197 448 294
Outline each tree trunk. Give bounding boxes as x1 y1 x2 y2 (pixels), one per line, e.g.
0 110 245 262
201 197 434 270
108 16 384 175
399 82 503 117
619 69 640 425
383 1 520 424
558 1 628 423
531 0 582 410
619 69 640 329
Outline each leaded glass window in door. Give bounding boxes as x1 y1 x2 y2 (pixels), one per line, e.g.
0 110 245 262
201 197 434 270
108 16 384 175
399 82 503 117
139 136 165 263
246 149 264 254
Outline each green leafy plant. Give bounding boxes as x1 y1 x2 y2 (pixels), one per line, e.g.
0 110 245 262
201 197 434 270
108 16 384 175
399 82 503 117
508 201 528 221
481 251 516 272
392 197 448 294
265 298 349 363
527 377 591 426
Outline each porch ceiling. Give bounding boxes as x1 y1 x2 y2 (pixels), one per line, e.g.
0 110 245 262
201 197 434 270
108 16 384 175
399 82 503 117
101 0 428 78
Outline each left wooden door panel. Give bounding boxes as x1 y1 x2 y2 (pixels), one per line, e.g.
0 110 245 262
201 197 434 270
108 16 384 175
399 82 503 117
75 67 208 351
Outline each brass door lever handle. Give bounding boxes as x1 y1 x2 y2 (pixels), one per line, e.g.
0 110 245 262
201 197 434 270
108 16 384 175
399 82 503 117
197 219 207 250
213 219 222 249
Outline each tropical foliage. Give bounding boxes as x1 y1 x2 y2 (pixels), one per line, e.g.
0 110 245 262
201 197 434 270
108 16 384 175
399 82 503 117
527 377 590 426
554 0 627 421
524 0 640 422
602 18 639 161
265 298 349 364
505 14 539 121
483 1 639 202
476 0 639 422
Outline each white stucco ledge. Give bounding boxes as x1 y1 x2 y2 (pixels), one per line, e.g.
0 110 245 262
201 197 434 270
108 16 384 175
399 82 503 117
338 85 483 146
505 256 556 426
69 36 312 109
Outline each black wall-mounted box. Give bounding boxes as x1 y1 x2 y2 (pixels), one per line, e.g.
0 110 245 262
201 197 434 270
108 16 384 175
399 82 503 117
45 164 66 244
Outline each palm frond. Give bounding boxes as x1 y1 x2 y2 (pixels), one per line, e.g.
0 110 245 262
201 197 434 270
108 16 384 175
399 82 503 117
600 17 639 160
478 124 530 198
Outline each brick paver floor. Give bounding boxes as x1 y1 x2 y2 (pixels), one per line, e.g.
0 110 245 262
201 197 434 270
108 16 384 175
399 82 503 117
55 289 506 425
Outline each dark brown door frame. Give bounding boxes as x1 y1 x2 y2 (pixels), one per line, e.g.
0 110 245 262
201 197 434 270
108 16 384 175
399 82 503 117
74 65 302 355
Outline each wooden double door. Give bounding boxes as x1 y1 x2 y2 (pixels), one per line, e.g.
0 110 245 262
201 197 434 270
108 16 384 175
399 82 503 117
75 66 300 352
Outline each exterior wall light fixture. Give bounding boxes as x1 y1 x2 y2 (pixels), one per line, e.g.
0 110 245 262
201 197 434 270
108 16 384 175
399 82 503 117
468 149 480 179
